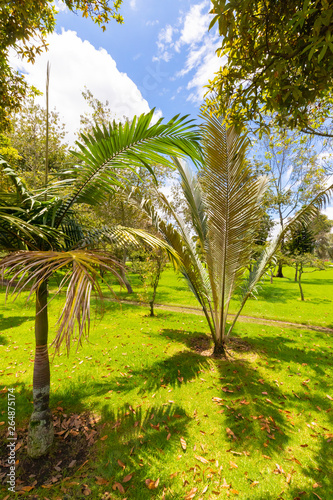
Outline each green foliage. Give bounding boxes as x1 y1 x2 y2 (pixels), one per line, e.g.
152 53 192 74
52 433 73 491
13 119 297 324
208 0 333 134
0 0 123 131
132 248 168 316
285 223 316 256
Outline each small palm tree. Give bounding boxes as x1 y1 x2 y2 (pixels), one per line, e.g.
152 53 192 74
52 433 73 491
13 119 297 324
0 110 201 457
138 111 333 356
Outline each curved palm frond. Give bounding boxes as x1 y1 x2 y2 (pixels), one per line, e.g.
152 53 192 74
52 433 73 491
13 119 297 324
171 157 208 248
54 110 202 226
200 111 269 339
1 250 124 354
76 224 182 268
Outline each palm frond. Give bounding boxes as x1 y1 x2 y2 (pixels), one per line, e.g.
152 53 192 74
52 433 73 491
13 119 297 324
54 110 201 226
172 157 207 248
1 250 124 354
200 111 269 338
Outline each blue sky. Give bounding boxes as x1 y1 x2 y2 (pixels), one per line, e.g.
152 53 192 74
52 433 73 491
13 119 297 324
10 0 221 144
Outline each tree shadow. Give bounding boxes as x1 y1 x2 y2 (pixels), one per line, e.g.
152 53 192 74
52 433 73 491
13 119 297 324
0 313 34 333
0 381 192 499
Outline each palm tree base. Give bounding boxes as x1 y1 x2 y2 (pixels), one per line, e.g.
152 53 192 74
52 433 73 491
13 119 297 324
27 408 54 458
213 341 228 358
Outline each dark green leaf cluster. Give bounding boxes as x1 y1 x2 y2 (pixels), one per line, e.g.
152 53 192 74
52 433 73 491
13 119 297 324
208 0 333 132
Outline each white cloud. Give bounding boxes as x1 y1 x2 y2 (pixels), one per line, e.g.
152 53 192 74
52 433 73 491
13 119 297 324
186 51 224 104
175 0 211 50
54 0 68 12
10 30 153 145
323 206 333 222
151 0 222 106
153 25 176 62
146 19 159 27
130 0 137 10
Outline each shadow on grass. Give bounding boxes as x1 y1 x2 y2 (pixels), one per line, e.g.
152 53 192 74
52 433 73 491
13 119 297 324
1 309 331 499
0 313 34 333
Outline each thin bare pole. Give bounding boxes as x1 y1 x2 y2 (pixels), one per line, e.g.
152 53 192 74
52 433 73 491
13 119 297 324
45 62 50 201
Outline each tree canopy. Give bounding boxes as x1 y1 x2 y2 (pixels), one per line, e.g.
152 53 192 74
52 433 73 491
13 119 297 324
208 0 333 134
0 0 123 131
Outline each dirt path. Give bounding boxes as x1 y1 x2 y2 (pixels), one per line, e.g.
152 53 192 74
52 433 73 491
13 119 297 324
112 298 333 334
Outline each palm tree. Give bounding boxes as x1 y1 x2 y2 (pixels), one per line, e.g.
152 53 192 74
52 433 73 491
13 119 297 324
0 110 201 457
137 111 333 356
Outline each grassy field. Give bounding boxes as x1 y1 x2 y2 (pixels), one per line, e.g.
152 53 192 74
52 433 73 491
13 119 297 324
105 265 333 329
0 275 332 499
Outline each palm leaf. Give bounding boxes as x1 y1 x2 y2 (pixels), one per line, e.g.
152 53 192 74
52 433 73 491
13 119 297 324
1 250 124 354
54 110 201 226
200 111 268 340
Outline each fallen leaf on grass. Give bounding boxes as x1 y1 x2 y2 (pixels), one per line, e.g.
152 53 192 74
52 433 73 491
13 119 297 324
180 437 187 450
274 464 285 474
185 487 198 499
229 461 238 469
112 482 125 494
122 474 133 483
195 455 209 464
95 477 109 485
250 481 259 487
202 485 209 493
313 482 322 489
326 395 332 400
21 486 34 492
226 428 237 440
286 473 292 484
221 478 230 488
145 478 160 490
68 460 76 468
117 459 126 469
100 435 108 441
82 485 92 496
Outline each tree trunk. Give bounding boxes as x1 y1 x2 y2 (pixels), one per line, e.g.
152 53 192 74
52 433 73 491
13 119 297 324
270 270 274 284
213 339 228 358
294 263 298 282
298 269 305 301
27 281 54 458
149 300 154 317
121 249 133 294
275 261 284 278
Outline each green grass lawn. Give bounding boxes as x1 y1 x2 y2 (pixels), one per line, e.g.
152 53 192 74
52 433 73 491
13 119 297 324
108 264 333 329
0 286 332 499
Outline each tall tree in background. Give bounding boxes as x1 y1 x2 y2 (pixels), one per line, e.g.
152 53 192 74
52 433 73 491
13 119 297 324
208 0 333 136
0 0 123 131
252 127 327 276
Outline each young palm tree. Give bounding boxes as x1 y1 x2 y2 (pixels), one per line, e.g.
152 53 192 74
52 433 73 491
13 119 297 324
0 110 201 457
137 112 333 356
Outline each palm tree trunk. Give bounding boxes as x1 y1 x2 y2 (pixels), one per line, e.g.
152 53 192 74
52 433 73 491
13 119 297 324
27 280 54 458
213 339 227 357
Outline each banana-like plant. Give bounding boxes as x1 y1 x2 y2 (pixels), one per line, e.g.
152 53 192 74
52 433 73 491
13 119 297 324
0 110 201 457
137 112 333 356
